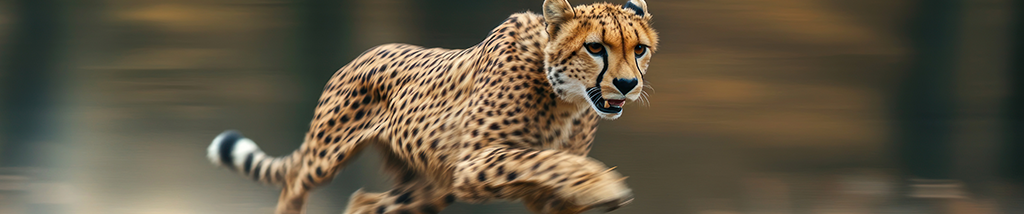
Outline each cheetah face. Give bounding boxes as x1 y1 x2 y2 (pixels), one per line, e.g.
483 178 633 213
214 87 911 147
543 0 659 120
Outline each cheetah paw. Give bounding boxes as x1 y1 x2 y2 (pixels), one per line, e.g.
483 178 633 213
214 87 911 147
568 173 633 212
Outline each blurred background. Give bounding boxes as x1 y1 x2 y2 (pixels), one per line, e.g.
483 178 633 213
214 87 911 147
0 0 1021 213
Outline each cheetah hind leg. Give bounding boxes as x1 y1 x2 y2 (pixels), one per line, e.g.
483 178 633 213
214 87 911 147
275 132 374 214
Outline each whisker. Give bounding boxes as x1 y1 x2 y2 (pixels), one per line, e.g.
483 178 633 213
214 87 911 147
640 90 651 107
639 93 648 107
589 92 602 101
643 85 655 94
642 82 656 94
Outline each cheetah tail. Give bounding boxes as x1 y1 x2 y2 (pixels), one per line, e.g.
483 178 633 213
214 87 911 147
206 130 296 186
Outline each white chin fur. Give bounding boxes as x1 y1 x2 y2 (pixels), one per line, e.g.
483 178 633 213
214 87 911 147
593 107 622 120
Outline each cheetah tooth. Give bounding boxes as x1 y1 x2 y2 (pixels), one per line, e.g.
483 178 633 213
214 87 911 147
603 100 610 108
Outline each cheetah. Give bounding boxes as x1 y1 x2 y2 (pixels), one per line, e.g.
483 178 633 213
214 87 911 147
206 0 658 213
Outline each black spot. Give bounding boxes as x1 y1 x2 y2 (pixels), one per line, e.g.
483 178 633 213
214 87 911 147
337 152 346 161
444 194 456 204
377 206 386 214
477 172 487 181
354 110 365 120
507 171 517 180
340 115 350 123
396 192 413 204
316 167 324 176
489 123 500 130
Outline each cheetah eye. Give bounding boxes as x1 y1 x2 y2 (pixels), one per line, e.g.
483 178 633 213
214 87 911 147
633 44 647 56
584 43 605 55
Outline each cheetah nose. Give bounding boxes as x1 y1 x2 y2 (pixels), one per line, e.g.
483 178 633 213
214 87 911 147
612 78 638 94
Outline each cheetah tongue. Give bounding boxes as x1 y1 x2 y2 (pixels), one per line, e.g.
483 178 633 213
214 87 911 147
606 99 625 108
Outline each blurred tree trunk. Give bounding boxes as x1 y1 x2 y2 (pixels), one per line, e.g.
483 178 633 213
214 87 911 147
1003 0 1024 185
0 0 67 213
0 0 63 170
296 0 354 103
998 1 1024 213
893 0 960 180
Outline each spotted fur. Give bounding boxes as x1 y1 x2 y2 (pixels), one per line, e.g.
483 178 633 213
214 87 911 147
206 0 658 213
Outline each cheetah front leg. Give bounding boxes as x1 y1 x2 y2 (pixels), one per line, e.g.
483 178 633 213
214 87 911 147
342 174 456 214
452 147 633 214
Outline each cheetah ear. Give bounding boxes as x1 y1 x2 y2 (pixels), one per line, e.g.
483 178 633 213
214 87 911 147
624 0 648 17
543 0 575 34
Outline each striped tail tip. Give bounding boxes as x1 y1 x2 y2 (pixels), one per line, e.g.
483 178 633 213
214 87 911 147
207 130 262 171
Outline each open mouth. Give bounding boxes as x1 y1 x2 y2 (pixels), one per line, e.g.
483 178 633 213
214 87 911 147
587 87 625 114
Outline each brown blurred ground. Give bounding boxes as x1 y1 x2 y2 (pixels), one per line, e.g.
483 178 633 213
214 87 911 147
0 0 1017 213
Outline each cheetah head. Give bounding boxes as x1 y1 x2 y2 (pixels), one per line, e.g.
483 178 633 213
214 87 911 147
542 0 659 120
